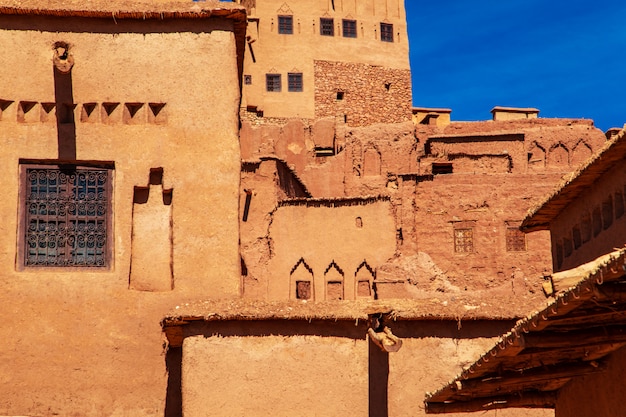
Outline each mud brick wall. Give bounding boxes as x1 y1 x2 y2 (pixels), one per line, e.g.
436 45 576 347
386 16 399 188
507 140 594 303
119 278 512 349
314 60 412 127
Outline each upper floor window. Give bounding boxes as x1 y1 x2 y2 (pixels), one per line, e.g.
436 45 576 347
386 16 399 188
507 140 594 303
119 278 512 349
266 74 282 92
380 23 394 42
320 18 334 36
506 227 526 251
21 165 112 267
342 19 357 38
278 15 293 34
288 73 303 92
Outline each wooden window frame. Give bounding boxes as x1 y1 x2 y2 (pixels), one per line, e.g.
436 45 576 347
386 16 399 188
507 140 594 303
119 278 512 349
380 22 394 42
320 18 334 36
266 73 282 92
288 73 303 92
278 15 293 34
342 19 357 38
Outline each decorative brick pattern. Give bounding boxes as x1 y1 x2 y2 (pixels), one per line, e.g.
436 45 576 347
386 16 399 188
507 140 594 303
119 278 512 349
314 60 412 126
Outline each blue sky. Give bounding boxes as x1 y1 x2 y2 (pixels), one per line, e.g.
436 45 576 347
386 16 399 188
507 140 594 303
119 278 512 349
406 1 626 131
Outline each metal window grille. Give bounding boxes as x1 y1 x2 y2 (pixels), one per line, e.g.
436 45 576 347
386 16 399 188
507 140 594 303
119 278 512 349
278 15 293 34
342 19 357 38
288 73 303 92
380 22 393 42
266 74 281 92
320 18 334 36
506 227 526 251
24 166 111 267
454 228 473 253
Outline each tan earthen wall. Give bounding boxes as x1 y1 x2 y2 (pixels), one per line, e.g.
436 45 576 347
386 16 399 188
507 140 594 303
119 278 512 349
0 15 241 416
314 60 412 126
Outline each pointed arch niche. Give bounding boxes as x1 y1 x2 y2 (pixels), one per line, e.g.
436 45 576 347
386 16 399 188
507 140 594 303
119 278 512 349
547 143 569 168
571 140 592 166
324 261 345 300
363 146 381 177
290 258 315 300
527 142 546 170
355 261 375 299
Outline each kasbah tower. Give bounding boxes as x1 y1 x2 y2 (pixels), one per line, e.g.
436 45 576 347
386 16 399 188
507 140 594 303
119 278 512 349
0 0 612 416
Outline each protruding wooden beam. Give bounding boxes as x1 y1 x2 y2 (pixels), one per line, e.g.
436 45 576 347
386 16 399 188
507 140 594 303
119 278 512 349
425 392 556 414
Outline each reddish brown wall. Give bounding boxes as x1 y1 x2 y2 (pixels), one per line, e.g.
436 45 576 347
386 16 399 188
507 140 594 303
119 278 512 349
555 346 626 417
550 161 626 271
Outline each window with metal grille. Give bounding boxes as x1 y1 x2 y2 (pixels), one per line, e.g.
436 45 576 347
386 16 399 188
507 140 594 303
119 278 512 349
380 22 393 42
342 19 357 38
506 227 526 251
266 74 281 92
288 73 303 92
22 165 111 267
454 228 473 253
278 15 293 34
320 18 334 36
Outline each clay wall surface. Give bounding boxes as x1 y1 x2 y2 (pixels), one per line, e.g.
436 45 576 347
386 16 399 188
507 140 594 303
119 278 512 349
0 14 241 416
239 0 410 120
239 116 607 307
265 199 396 300
176 319 551 417
555 346 626 417
549 161 626 272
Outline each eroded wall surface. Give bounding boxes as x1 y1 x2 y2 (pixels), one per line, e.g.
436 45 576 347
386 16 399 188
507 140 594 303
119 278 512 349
0 14 241 416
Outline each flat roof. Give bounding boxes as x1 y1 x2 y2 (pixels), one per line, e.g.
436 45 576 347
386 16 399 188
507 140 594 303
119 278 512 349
0 0 246 21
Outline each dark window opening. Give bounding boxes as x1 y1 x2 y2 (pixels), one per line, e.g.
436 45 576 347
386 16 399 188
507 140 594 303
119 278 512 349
296 281 312 300
244 75 252 85
581 212 592 243
242 190 252 222
432 163 453 175
288 73 303 92
615 191 624 219
336 91 344 100
592 207 602 237
556 242 563 269
266 74 281 92
278 15 293 34
23 165 111 267
603 196 614 229
320 18 334 36
563 237 573 258
342 19 357 38
240 256 248 276
572 225 582 249
380 23 393 42
314 147 335 157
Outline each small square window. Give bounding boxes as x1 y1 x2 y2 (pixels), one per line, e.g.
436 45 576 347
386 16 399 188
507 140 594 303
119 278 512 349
278 15 293 34
380 22 393 42
454 228 473 253
320 18 334 36
506 227 526 252
343 19 357 38
244 75 252 85
21 165 112 267
266 74 281 92
288 73 303 92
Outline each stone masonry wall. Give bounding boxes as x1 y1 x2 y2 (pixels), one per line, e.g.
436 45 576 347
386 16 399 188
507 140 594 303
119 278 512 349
314 60 412 127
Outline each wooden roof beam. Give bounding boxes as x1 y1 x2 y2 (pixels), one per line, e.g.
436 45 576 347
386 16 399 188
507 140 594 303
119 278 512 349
425 392 556 414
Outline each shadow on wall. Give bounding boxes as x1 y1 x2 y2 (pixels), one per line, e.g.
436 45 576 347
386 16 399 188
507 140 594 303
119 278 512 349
162 319 516 416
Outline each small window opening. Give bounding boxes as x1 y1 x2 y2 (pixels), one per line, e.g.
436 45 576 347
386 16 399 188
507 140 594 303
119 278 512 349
432 163 453 175
336 91 344 100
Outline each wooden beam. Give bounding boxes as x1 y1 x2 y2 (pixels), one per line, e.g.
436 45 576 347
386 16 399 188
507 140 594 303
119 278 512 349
455 361 605 395
545 309 626 329
425 392 556 414
523 325 626 350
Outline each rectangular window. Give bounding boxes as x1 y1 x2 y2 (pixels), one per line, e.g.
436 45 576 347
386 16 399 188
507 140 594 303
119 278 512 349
320 18 334 36
380 22 393 42
454 228 473 253
288 73 303 92
22 165 111 267
278 15 293 34
266 74 281 92
506 227 526 251
342 19 357 38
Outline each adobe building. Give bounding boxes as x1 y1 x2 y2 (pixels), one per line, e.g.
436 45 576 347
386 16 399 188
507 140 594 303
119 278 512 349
238 0 412 125
425 128 626 416
0 1 246 415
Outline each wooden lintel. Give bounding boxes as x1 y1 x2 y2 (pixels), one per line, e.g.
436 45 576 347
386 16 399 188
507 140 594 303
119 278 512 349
523 325 626 350
457 361 605 394
545 309 626 329
425 392 556 414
